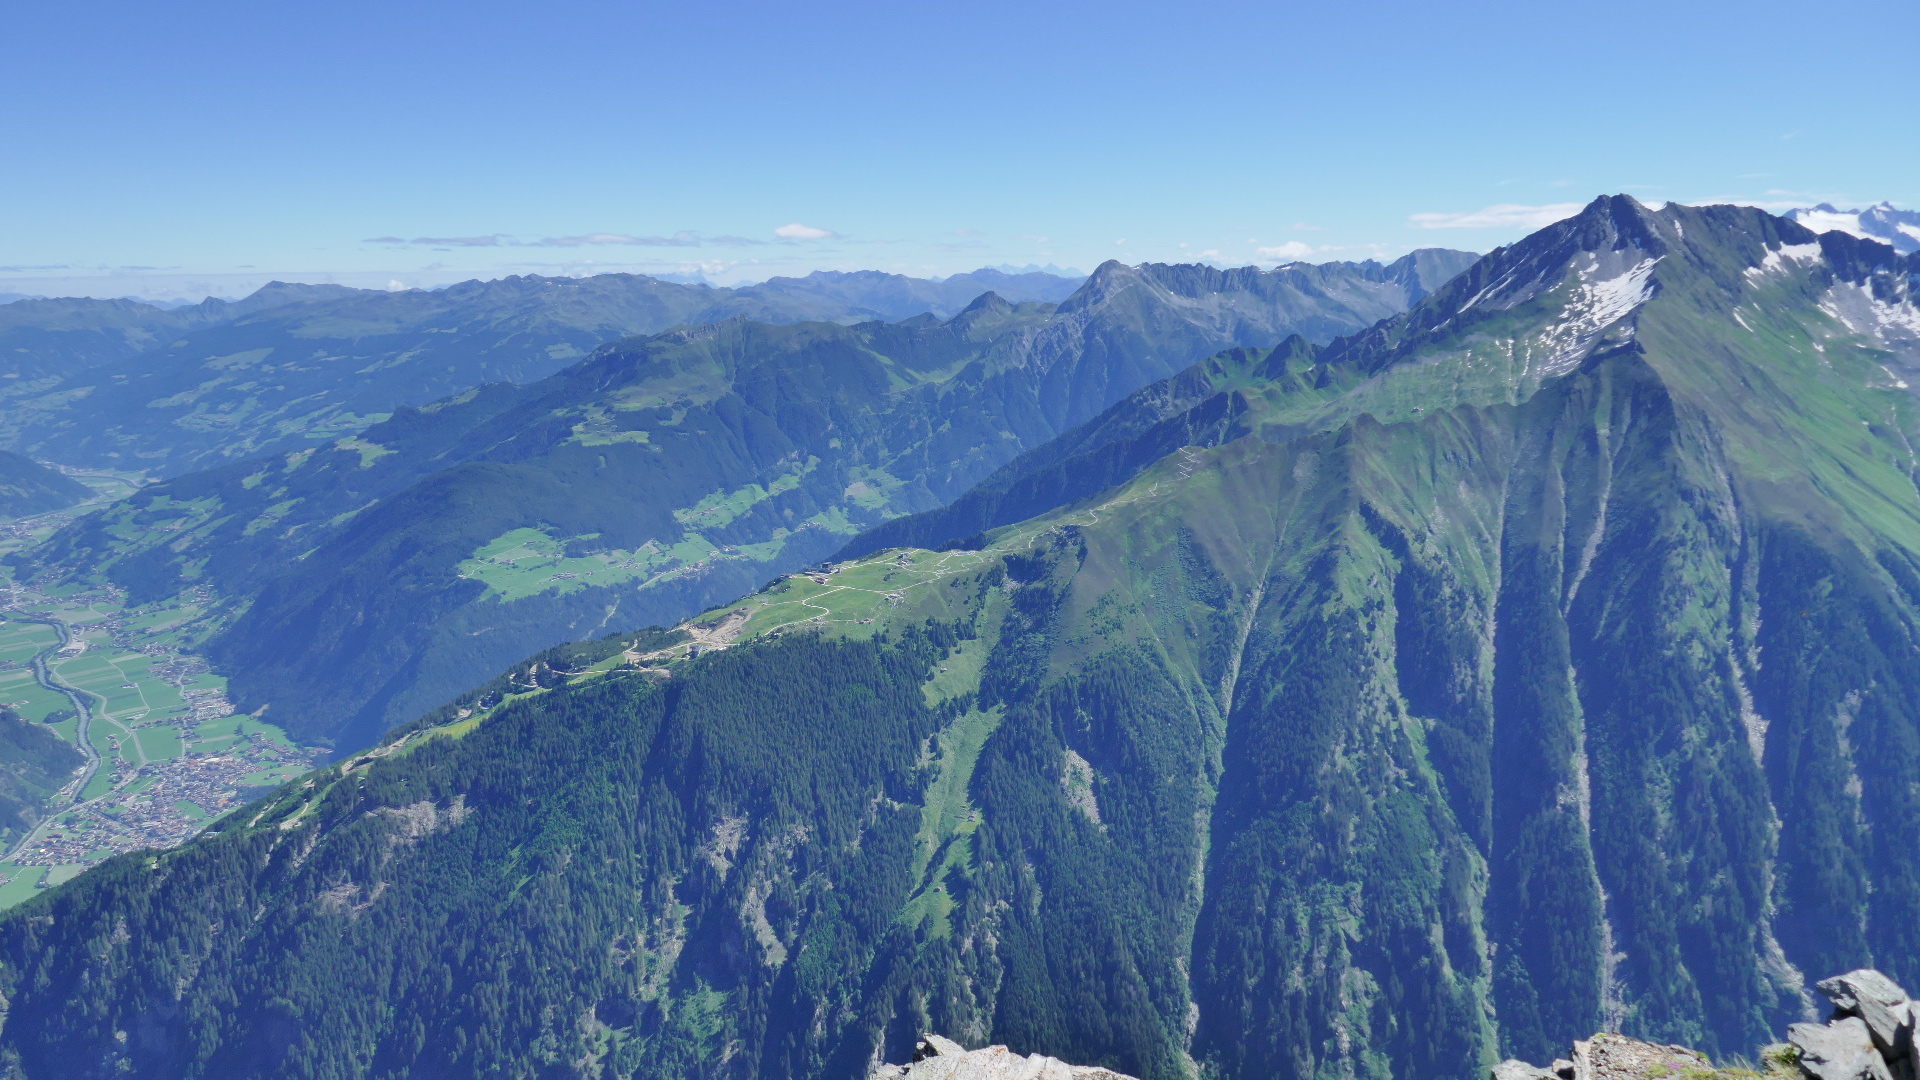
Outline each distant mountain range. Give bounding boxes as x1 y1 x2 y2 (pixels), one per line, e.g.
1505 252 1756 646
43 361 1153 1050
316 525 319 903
8 198 1919 1080
1787 201 1920 253
15 251 1477 748
0 270 1094 476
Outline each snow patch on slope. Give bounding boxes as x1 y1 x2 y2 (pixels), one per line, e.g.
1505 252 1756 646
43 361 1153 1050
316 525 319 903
1745 242 1823 279
1524 255 1660 379
1821 282 1920 341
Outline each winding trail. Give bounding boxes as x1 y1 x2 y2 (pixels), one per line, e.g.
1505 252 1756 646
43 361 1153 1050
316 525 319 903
2 614 101 864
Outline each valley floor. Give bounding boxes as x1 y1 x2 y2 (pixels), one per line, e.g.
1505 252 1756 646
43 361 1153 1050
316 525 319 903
0 475 317 909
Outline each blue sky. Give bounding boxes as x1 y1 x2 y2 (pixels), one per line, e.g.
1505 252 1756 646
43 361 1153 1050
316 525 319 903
4 0 1915 298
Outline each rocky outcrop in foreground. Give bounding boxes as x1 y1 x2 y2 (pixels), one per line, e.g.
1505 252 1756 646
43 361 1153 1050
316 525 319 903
1493 970 1919 1080
875 969 1920 1080
871 1035 1139 1080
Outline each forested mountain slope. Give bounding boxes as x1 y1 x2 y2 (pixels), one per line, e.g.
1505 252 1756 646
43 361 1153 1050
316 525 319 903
16 253 1474 749
0 707 83 849
5 198 1916 1080
0 451 90 517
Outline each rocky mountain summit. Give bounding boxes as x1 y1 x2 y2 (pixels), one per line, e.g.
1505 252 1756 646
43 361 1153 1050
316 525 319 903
872 1035 1138 1080
1495 970 1918 1080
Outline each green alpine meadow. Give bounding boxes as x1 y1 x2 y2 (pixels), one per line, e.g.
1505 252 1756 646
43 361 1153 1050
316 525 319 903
5 196 1917 1080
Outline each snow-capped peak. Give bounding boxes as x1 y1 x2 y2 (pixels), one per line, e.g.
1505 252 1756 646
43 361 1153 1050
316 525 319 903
1785 202 1920 254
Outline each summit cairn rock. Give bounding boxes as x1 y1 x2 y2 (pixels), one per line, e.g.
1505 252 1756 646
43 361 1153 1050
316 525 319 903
870 1035 1140 1080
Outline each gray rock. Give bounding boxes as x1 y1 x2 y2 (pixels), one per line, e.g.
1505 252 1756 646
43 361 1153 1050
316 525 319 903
1488 1061 1555 1080
1818 971 1914 1059
871 1035 1139 1080
1889 999 1920 1068
1820 971 1911 1015
1861 997 1909 1059
1790 1017 1894 1080
1569 1033 1711 1080
1552 1059 1576 1079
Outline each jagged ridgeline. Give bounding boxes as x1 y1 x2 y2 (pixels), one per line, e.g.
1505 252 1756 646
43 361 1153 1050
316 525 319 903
5 197 1920 1080
17 254 1471 750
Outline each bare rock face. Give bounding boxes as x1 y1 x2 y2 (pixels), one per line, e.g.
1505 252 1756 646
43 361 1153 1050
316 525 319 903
1818 970 1914 1060
1790 1018 1893 1080
1820 972 1911 1016
871 1035 1140 1080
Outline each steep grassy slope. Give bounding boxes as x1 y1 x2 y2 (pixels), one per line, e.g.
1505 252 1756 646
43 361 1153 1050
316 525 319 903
17 255 1474 749
2 199 1912 1080
0 452 91 517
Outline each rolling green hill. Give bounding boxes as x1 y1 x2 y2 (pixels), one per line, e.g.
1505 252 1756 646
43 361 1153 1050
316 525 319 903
0 451 91 517
4 198 1916 1080
18 253 1476 749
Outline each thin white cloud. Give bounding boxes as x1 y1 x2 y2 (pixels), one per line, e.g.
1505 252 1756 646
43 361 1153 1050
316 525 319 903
366 231 767 249
365 235 504 247
774 223 835 240
533 232 701 248
1257 241 1316 260
1409 203 1585 230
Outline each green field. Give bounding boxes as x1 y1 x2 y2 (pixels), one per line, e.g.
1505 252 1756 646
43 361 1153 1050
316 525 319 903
43 864 85 887
457 527 715 603
187 714 298 755
695 547 997 643
136 725 183 761
0 667 73 722
121 601 211 638
240 764 304 787
0 865 47 909
0 621 58 663
50 649 183 721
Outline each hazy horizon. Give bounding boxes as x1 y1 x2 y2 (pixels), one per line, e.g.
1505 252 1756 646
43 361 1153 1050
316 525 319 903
6 0 1913 301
